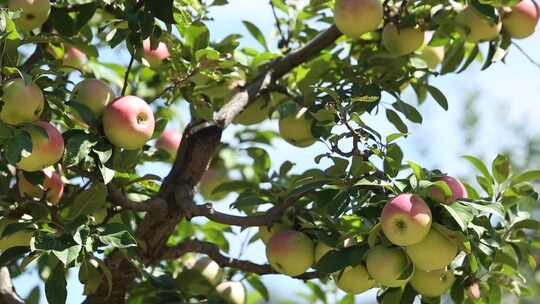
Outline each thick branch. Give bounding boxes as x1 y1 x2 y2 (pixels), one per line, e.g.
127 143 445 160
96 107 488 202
163 240 318 280
0 267 24 304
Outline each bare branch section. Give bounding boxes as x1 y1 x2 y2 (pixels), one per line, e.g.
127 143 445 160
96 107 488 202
0 267 24 304
163 240 319 280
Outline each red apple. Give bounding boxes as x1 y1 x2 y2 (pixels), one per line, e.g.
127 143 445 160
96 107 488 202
429 176 468 204
63 47 87 70
72 79 115 115
143 38 170 67
334 0 383 38
8 0 51 31
18 167 64 204
0 78 44 126
155 130 182 157
266 230 314 276
103 96 155 150
18 121 64 172
380 194 432 246
502 0 540 39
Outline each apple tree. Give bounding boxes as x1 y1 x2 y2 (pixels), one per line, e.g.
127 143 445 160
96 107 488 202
0 0 539 303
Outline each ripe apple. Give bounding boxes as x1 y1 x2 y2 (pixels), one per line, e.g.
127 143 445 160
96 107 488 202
366 245 410 287
215 281 245 304
63 47 88 70
335 264 375 294
382 23 424 56
428 175 468 204
199 168 229 201
143 38 171 67
155 130 182 158
502 0 540 39
233 97 271 125
192 257 223 286
266 230 314 276
405 228 458 271
467 281 481 300
102 96 155 150
278 110 316 147
418 46 445 69
380 194 432 246
258 223 287 244
0 79 44 126
18 167 64 204
0 219 33 251
18 121 64 172
8 0 51 31
334 0 383 38
457 6 502 42
72 79 115 115
410 269 455 297
314 242 333 263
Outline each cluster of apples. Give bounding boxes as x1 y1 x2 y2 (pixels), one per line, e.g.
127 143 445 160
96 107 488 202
259 175 468 298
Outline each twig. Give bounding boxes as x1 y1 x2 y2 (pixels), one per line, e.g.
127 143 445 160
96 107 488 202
269 0 288 50
122 56 135 96
512 42 540 69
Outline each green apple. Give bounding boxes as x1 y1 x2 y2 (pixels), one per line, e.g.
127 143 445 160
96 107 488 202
418 46 445 70
380 194 432 246
72 79 115 115
382 23 424 56
410 268 455 298
216 281 245 304
233 97 271 126
502 0 539 39
405 228 458 271
0 218 32 251
18 121 64 172
18 167 64 204
278 110 316 147
103 96 155 150
335 264 375 294
192 257 223 286
266 230 314 276
199 168 229 201
366 245 410 287
334 0 383 38
8 0 51 31
259 223 287 244
0 79 44 126
457 6 502 42
314 242 333 263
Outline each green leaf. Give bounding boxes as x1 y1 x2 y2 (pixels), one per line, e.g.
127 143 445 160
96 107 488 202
62 183 107 221
63 130 97 167
442 203 474 231
98 224 137 249
247 275 269 301
4 128 32 164
427 85 449 111
242 21 268 51
463 155 494 184
492 154 510 183
385 109 408 133
0 246 30 267
146 0 174 24
509 218 540 232
45 265 67 304
511 170 540 185
392 101 422 123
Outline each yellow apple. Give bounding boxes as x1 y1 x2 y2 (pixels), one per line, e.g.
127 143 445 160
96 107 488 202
382 23 424 56
8 0 51 31
278 110 316 147
192 257 223 286
0 79 44 126
410 269 455 298
335 264 375 294
216 281 245 304
314 242 333 263
334 0 383 38
405 228 458 271
366 245 410 287
457 6 502 42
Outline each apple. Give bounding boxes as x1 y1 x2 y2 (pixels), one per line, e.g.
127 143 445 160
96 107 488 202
72 79 115 115
467 281 481 300
0 219 33 251
155 130 182 158
502 0 540 39
366 245 410 287
233 97 271 125
428 176 468 204
314 242 333 263
278 110 316 147
382 23 424 56
18 121 64 172
192 257 223 286
334 0 383 38
199 168 229 201
418 46 445 69
266 230 314 276
410 269 455 297
0 79 44 126
103 96 155 150
380 194 432 246
8 0 51 31
63 47 88 70
18 167 64 204
457 6 502 42
259 223 287 244
405 228 458 271
215 281 245 304
143 38 170 67
335 264 375 294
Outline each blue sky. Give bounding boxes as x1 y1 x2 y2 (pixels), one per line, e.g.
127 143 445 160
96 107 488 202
12 0 540 303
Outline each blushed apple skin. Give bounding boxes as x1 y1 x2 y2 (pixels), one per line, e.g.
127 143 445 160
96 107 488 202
467 281 481 300
502 0 540 39
0 79 44 126
457 6 502 42
314 242 333 263
334 0 383 38
192 257 223 286
143 38 171 67
18 121 64 172
382 23 424 56
8 0 51 31
258 223 287 244
155 130 182 157
18 168 64 204
366 245 410 287
380 194 432 246
63 47 88 70
72 79 115 115
410 269 455 297
405 228 458 271
336 264 375 294
278 112 316 148
266 230 314 276
215 281 246 304
429 175 468 204
103 96 155 150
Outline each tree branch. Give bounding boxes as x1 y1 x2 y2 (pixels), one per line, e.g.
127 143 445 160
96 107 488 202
163 240 319 280
0 267 24 304
107 185 167 213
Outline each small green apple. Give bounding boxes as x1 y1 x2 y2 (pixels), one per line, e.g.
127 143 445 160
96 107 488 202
18 121 64 172
334 0 383 38
8 0 51 31
233 97 271 126
366 245 410 287
278 110 316 147
72 79 115 115
410 268 455 298
216 281 245 304
0 79 44 126
266 230 314 276
457 6 502 42
199 168 230 201
335 264 375 294
418 46 445 70
405 228 458 271
382 23 424 56
192 257 223 286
